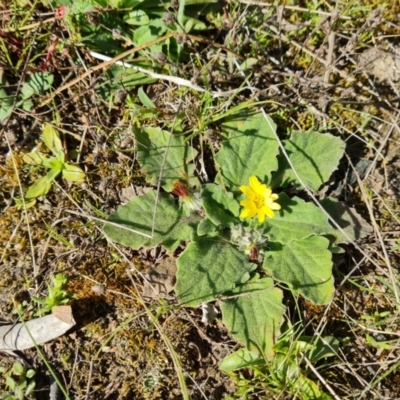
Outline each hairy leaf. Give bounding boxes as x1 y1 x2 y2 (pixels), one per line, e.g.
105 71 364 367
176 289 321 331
175 238 255 306
264 236 334 304
215 113 279 190
272 131 345 191
221 278 285 358
105 190 200 251
265 193 332 243
136 127 198 191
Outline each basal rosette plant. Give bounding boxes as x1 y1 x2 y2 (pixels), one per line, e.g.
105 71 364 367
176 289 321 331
104 111 370 373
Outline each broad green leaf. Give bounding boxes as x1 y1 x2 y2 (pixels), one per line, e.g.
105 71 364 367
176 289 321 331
197 218 218 236
138 87 156 108
215 112 279 190
175 238 256 306
263 236 334 304
124 9 149 25
219 349 265 373
25 169 59 199
105 190 200 251
264 193 332 243
320 197 372 244
21 72 54 99
0 88 13 121
221 278 285 358
42 124 64 156
22 152 49 166
135 127 198 191
272 131 345 191
133 19 167 52
62 163 85 182
201 184 239 226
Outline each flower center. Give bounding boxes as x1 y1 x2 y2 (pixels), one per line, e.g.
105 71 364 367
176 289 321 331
254 194 264 210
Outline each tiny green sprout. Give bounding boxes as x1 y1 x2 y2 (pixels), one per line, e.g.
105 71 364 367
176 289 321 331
0 362 36 400
361 310 391 325
22 124 85 202
31 274 73 316
391 239 400 252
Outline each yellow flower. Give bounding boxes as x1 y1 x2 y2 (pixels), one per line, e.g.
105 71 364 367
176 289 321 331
239 176 281 223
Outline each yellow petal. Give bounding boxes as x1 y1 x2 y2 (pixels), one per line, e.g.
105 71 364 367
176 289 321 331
270 202 281 210
240 208 257 219
240 185 256 200
257 209 266 223
262 206 275 219
249 176 261 191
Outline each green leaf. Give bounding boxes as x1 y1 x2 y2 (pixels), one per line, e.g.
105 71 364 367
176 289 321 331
197 218 218 236
272 131 345 191
124 9 149 25
21 72 54 99
240 58 258 71
42 124 64 156
136 127 198 191
215 112 279 190
14 386 24 400
0 88 13 121
294 373 332 400
25 380 36 396
22 151 49 166
47 158 64 171
12 363 24 375
25 368 36 379
6 375 16 390
133 19 167 53
264 193 332 243
263 236 334 304
105 190 200 251
138 87 156 108
175 238 256 306
298 336 339 363
70 0 97 13
219 349 265 373
221 278 285 358
183 15 208 31
25 169 60 199
62 163 85 182
320 197 373 244
21 99 34 112
201 184 239 226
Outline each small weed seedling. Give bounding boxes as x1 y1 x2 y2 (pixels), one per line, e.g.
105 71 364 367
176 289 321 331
22 124 85 203
0 362 36 400
31 274 73 316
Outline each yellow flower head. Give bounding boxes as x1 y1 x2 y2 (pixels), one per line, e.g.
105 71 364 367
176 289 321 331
239 176 281 223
